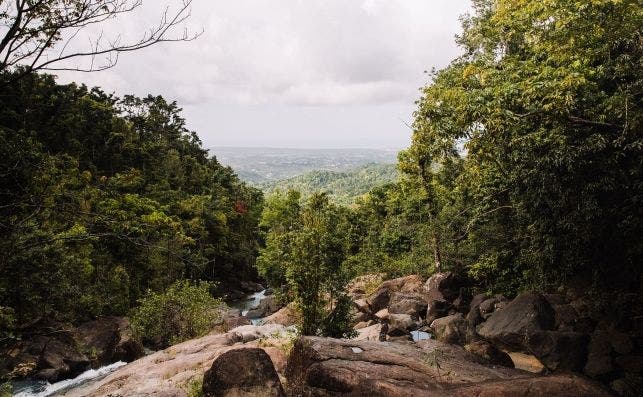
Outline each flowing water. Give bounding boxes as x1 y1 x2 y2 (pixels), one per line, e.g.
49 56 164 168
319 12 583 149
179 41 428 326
11 361 127 397
11 290 270 396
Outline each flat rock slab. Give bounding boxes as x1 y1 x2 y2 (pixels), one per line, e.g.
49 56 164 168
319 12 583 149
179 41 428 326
285 336 611 396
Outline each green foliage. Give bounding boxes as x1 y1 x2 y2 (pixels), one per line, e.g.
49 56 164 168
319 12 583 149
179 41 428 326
0 72 262 337
398 0 642 293
260 163 398 205
185 377 204 397
130 281 224 349
257 192 354 337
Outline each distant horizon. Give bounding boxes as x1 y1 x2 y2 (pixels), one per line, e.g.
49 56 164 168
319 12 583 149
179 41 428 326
207 145 405 151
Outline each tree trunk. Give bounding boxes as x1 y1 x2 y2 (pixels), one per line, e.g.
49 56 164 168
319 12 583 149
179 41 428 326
432 233 442 273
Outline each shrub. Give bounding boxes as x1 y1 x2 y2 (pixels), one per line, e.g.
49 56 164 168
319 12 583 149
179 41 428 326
130 280 224 348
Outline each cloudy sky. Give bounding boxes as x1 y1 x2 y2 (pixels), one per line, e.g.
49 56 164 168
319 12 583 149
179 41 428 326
56 1 472 149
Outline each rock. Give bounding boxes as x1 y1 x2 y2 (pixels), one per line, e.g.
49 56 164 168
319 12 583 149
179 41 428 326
506 351 545 373
75 316 144 366
479 296 505 319
202 348 285 397
388 313 420 336
226 289 246 301
449 374 613 397
584 330 614 377
465 340 514 368
374 308 389 321
262 302 300 326
354 324 381 341
388 292 428 318
387 334 413 343
353 310 371 323
230 324 287 343
431 313 477 346
478 292 555 351
224 316 251 330
39 337 90 382
366 288 390 313
426 299 452 324
423 272 464 301
553 304 580 331
246 295 281 319
239 281 264 293
525 331 589 372
285 336 611 396
610 331 634 355
365 275 424 313
264 288 274 296
466 293 489 326
353 298 371 314
58 326 290 397
615 355 643 373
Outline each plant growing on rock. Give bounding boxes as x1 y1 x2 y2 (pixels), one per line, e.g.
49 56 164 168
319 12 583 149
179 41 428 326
130 280 224 349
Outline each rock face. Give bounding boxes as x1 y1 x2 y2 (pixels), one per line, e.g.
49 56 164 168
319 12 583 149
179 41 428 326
202 348 285 397
478 292 555 351
262 302 300 326
0 316 143 383
285 336 611 396
59 324 293 397
245 295 281 318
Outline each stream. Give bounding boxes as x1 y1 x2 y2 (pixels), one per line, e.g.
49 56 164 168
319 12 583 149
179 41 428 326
10 289 270 397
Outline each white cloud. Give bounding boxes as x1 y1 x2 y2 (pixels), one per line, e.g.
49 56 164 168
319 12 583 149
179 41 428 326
54 0 472 148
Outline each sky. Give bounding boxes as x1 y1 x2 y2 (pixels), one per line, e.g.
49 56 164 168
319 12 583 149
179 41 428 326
56 1 472 150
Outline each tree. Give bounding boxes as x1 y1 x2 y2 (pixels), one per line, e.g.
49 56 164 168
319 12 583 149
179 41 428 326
0 0 200 84
257 192 354 337
405 0 642 292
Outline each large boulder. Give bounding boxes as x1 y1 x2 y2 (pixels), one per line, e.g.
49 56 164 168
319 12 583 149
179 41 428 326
202 348 285 397
285 336 611 396
262 302 300 326
478 292 555 351
58 326 292 397
423 272 464 302
431 313 477 346
464 340 514 368
388 292 428 319
426 299 453 324
526 331 589 372
387 313 420 336
365 275 424 313
466 293 490 326
75 316 144 366
36 336 90 382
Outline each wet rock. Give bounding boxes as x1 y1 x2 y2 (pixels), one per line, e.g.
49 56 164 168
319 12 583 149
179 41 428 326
466 293 489 326
245 295 281 319
239 281 264 293
478 292 555 351
202 348 285 397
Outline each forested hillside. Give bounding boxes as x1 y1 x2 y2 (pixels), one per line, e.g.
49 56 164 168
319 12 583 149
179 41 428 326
257 0 642 327
259 163 397 205
0 72 262 335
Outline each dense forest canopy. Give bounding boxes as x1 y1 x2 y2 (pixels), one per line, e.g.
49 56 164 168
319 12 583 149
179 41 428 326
0 71 262 336
259 163 398 206
0 0 640 347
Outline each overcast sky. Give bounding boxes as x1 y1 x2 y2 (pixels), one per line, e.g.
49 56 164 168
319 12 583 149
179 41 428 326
56 1 472 149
